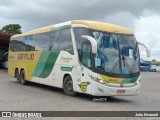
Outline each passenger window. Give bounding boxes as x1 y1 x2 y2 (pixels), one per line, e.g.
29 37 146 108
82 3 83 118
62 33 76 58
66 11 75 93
36 33 49 51
11 37 26 51
24 35 36 51
59 29 73 54
49 31 60 50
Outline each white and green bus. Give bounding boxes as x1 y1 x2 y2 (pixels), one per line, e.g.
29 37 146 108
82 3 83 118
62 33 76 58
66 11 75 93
8 20 150 96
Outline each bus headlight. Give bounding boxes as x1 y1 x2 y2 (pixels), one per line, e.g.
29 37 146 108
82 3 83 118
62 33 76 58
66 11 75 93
99 79 105 84
135 80 141 85
89 75 106 85
95 78 106 85
135 76 141 85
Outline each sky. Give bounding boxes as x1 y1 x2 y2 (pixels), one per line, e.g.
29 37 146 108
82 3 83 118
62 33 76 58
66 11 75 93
0 0 160 61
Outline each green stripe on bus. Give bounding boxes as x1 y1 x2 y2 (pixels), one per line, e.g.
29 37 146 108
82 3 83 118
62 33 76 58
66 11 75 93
32 51 60 78
32 52 50 77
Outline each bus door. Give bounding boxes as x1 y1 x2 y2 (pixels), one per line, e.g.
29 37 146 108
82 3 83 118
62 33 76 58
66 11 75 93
77 42 92 94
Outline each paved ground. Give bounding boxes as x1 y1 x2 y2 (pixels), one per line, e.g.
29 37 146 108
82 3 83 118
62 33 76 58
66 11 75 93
0 69 160 119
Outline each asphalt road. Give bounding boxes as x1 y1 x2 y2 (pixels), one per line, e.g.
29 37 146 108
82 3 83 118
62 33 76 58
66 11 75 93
0 69 160 119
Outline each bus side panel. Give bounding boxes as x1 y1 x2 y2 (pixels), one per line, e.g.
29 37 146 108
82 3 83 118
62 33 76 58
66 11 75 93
8 51 42 81
48 51 78 90
8 51 16 77
8 61 19 77
27 51 42 81
49 64 64 88
8 61 29 80
49 65 78 91
76 66 94 95
8 51 29 78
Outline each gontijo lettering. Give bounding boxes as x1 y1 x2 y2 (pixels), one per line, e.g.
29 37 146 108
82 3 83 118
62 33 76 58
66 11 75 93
17 53 34 60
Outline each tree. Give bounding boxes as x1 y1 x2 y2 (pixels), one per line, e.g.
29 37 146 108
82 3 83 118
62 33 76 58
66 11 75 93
152 59 156 62
1 24 22 35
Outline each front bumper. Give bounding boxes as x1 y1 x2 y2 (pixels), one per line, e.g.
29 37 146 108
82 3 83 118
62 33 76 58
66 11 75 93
92 81 141 96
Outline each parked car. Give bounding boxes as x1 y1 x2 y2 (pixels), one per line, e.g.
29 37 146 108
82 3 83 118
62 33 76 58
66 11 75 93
150 64 160 72
0 52 8 69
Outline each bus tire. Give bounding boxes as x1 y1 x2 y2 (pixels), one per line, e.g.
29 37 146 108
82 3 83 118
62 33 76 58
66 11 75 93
20 70 27 85
15 69 20 83
63 76 76 96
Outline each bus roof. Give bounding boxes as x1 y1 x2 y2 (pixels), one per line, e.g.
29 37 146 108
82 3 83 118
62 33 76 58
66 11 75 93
72 20 133 34
12 20 133 38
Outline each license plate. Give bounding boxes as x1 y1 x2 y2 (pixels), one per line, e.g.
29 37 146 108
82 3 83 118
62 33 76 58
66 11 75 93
117 90 125 94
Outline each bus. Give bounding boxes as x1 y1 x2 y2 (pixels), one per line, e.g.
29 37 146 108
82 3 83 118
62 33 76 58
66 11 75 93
8 20 151 96
140 61 151 71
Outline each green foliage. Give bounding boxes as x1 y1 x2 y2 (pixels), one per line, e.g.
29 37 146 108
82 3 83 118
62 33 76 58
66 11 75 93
1 24 22 35
150 59 160 65
152 59 156 62
151 61 160 65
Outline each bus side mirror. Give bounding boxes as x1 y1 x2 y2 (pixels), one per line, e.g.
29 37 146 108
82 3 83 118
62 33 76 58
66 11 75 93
81 35 97 54
138 42 151 58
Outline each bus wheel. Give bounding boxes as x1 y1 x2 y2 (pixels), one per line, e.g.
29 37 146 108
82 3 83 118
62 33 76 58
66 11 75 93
20 70 27 85
15 69 20 83
63 76 76 96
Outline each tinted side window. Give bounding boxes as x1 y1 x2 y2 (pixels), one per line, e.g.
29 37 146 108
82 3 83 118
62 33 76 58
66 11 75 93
36 33 50 51
15 40 26 51
59 29 73 54
49 31 60 50
23 35 36 51
10 29 73 52
10 36 37 52
10 37 27 51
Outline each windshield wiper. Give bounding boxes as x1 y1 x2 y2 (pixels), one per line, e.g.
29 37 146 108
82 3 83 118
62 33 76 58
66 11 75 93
121 52 133 76
109 51 134 76
110 59 119 75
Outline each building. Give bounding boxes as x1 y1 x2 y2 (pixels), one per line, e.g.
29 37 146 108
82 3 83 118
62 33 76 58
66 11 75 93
0 32 12 51
0 32 12 66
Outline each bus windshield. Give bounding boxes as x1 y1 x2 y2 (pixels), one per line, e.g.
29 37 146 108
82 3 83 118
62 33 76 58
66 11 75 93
93 31 139 75
74 27 140 76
